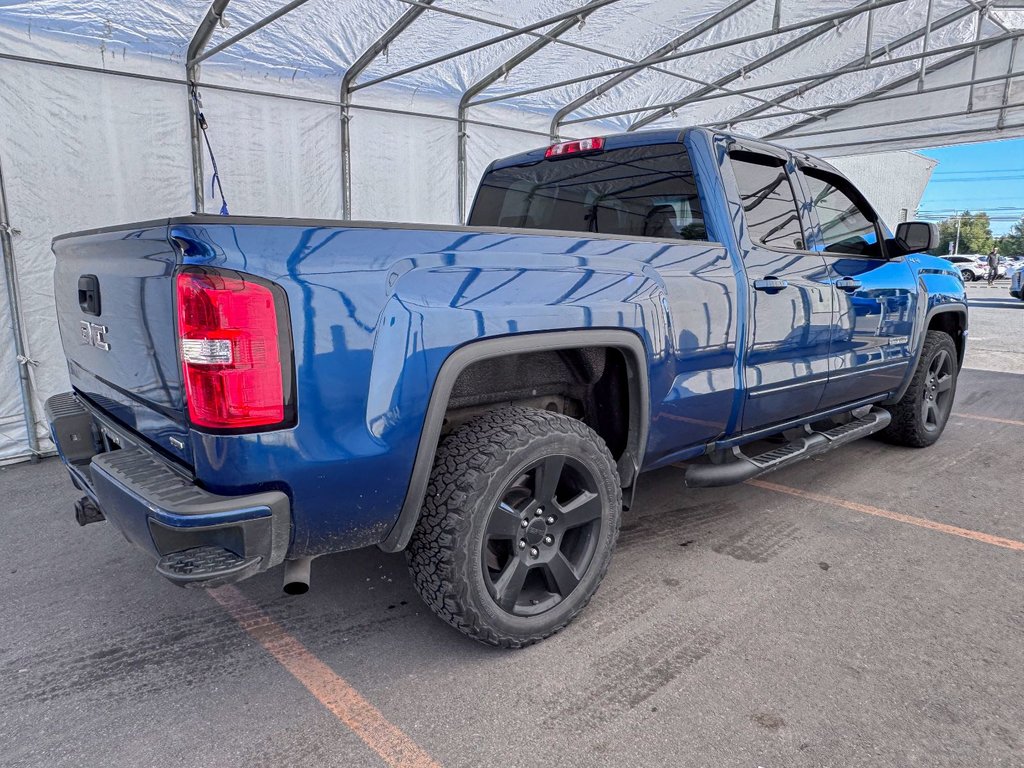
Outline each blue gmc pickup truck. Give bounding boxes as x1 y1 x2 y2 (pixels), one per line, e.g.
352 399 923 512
47 128 967 647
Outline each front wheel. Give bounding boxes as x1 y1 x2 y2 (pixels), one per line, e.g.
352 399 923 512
406 407 621 648
878 331 959 447
961 269 975 282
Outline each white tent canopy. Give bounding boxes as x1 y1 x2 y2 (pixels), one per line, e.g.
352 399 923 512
1 0 1021 462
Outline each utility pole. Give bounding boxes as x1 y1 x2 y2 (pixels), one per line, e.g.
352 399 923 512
954 215 962 255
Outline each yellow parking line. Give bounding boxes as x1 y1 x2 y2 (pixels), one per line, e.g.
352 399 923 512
747 479 1024 552
952 412 1024 427
210 585 441 768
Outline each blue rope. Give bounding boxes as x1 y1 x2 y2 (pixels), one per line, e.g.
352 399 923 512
190 83 230 216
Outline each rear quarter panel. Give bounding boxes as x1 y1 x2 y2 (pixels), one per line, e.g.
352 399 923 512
173 222 731 556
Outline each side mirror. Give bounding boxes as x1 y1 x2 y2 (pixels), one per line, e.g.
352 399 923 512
894 221 938 255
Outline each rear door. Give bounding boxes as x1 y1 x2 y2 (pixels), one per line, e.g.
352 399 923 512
795 163 918 407
724 148 834 431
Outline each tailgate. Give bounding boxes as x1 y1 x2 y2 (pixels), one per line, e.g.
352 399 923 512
51 222 192 465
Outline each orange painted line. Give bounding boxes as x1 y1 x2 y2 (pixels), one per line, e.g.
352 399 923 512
747 479 1024 552
209 585 441 768
953 412 1024 427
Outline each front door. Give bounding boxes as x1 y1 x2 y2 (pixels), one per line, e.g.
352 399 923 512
796 164 919 407
725 149 834 432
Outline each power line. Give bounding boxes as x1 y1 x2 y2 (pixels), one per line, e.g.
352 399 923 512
932 167 1024 175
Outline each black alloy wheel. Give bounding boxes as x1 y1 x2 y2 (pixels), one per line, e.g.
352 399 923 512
921 345 955 434
483 455 603 617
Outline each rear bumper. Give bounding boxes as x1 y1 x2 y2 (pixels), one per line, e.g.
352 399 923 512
45 392 291 587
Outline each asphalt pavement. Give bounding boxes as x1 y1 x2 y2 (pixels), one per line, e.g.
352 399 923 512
2 281 1022 768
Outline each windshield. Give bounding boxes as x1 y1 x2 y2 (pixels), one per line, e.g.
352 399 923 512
469 143 708 241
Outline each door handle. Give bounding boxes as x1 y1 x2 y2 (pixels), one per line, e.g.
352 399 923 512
753 277 789 293
834 278 863 291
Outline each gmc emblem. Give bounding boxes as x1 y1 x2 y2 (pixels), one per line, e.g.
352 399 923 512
80 321 110 351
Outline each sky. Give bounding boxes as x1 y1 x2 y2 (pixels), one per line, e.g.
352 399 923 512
916 138 1024 237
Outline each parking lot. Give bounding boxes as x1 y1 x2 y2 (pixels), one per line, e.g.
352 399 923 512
2 282 1021 768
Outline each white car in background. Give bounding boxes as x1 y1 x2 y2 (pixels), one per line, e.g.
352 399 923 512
1011 267 1024 301
942 255 987 282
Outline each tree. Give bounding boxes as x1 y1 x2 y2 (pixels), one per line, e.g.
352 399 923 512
997 215 1024 256
930 211 995 256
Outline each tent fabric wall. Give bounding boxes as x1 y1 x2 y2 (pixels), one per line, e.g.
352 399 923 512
0 0 1021 463
0 57 193 463
0 213 29 462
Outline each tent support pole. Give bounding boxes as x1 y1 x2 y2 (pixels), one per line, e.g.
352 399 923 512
340 0 436 221
0 154 40 461
967 6 986 111
998 37 1019 128
863 7 874 65
187 0 231 213
918 0 935 91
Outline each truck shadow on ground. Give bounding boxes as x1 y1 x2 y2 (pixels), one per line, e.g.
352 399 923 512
2 462 806 714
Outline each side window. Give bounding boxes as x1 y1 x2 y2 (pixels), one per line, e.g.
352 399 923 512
801 169 882 257
728 151 805 250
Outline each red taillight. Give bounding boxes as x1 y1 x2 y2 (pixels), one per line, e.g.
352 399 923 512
176 270 287 429
545 136 604 158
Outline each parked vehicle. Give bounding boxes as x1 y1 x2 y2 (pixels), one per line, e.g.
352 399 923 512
47 129 967 647
1011 266 1024 300
1004 256 1024 282
942 255 986 282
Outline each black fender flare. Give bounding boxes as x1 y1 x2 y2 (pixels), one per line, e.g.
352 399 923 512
378 329 650 553
885 303 967 405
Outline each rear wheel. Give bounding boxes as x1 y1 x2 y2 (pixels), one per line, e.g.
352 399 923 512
406 407 621 648
961 269 975 282
879 331 958 447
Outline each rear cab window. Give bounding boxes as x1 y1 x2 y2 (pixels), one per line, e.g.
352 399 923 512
469 143 708 241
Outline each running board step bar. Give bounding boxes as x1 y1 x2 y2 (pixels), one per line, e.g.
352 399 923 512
684 407 891 488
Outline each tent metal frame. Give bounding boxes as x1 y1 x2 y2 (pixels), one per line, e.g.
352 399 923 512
0 153 41 460
456 0 611 222
463 0 906 109
340 0 437 219
708 3 982 129
1 0 1022 461
566 29 1024 128
765 28 1023 138
176 0 1024 218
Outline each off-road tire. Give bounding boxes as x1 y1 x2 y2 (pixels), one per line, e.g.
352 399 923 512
878 330 958 448
406 406 621 648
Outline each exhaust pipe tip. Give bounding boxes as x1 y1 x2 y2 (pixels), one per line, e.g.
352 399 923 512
282 556 313 595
